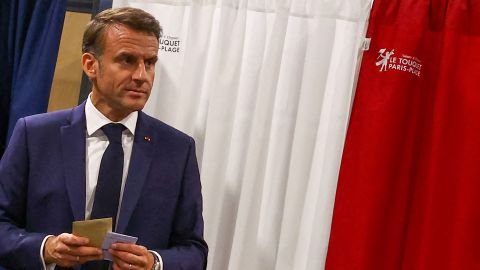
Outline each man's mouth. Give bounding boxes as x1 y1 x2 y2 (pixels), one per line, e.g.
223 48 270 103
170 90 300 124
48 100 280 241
126 89 147 94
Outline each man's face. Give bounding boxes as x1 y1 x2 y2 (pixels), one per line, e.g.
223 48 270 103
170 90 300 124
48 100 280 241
84 24 159 121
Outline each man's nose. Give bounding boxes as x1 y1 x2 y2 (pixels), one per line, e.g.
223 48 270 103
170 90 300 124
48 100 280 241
132 61 147 81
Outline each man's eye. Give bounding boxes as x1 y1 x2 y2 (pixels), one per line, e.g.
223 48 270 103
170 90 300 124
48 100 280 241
145 59 156 67
122 56 135 65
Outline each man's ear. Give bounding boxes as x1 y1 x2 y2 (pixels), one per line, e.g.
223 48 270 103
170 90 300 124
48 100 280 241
82 53 98 79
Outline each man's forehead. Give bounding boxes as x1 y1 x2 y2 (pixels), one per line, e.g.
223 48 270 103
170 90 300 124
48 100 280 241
103 24 159 53
104 23 158 45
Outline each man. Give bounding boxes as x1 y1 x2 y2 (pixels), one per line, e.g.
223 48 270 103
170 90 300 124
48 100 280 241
0 7 207 270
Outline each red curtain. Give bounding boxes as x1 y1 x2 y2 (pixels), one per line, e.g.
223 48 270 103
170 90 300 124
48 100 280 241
326 0 480 269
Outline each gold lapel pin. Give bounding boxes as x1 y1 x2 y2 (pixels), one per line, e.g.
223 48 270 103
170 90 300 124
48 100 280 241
144 136 152 142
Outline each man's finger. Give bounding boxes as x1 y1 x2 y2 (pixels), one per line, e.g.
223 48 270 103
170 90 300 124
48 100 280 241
65 245 103 256
58 233 89 246
53 241 73 254
110 248 151 269
110 243 147 256
78 254 104 264
55 253 81 262
110 249 138 262
112 257 139 270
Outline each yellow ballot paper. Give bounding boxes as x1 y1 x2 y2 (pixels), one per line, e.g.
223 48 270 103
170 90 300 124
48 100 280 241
72 218 112 248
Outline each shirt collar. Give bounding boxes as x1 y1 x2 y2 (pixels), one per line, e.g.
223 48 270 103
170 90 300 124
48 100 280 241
85 94 138 136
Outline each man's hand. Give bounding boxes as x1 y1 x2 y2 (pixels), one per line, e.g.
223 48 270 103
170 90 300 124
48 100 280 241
109 243 155 270
43 233 103 267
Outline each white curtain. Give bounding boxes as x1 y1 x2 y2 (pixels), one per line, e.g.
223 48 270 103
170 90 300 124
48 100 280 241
113 1 372 269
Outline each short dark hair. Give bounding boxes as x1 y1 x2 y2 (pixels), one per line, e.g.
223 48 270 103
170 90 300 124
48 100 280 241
82 7 162 56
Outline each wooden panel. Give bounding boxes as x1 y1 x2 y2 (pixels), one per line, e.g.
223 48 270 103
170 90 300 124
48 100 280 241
48 11 91 112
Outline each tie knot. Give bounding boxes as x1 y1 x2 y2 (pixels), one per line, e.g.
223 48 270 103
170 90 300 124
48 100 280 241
101 123 125 143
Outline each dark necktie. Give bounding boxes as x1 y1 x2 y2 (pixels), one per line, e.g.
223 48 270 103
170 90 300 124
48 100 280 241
83 123 125 270
91 123 125 229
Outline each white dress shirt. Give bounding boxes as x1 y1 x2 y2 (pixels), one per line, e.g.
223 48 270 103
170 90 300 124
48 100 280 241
41 96 162 270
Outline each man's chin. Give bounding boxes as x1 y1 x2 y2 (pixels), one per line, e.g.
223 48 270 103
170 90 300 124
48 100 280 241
130 101 147 111
123 97 148 110
126 104 145 112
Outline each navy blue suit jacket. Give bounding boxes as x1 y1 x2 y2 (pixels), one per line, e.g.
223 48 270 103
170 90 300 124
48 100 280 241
0 103 208 270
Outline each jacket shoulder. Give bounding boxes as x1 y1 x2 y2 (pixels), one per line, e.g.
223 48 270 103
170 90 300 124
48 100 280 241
22 108 74 129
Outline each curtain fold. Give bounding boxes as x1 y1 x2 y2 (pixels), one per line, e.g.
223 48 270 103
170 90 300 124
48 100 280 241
113 0 371 269
327 0 480 269
0 0 66 155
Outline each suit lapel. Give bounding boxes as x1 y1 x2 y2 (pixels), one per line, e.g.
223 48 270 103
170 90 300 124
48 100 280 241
61 103 87 221
117 112 155 233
